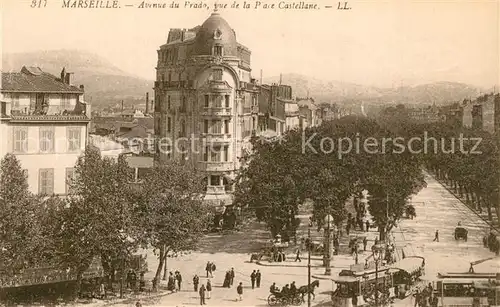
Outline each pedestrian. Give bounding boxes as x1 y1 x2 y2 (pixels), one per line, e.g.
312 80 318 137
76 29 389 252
176 271 183 291
295 248 301 262
366 220 370 231
168 272 175 292
206 279 212 299
230 268 235 286
223 271 230 288
346 223 350 235
363 237 368 251
206 261 212 278
433 230 439 242
256 270 261 288
413 290 420 307
290 281 297 295
136 301 142 307
193 274 199 292
199 284 206 305
250 270 256 289
237 282 243 301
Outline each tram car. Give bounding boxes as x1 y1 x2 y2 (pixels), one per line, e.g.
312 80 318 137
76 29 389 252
330 256 425 307
436 276 499 306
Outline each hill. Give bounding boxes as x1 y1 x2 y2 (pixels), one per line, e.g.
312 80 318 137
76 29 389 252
2 50 154 111
264 73 481 106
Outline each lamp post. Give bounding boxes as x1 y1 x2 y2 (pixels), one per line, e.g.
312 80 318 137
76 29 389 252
324 214 335 275
307 227 311 307
372 243 385 307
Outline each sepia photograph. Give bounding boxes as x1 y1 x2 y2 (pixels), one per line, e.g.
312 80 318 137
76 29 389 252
1 0 499 306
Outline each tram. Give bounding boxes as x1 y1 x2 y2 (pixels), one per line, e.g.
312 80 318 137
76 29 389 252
436 277 499 306
330 256 425 307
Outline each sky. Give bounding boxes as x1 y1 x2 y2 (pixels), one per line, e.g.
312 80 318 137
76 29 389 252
1 0 499 88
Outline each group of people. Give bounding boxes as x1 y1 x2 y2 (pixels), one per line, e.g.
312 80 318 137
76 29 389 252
413 283 438 307
222 268 235 288
269 281 300 298
249 270 262 289
205 261 216 277
167 271 183 292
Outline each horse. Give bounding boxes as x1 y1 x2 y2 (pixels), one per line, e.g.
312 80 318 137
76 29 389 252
298 279 320 302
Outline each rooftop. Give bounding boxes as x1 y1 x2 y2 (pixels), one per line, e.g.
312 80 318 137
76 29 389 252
1 66 83 93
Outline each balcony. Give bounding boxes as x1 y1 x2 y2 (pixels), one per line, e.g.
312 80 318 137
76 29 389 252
154 80 194 89
198 161 234 172
206 185 226 195
201 107 232 117
2 103 90 123
207 80 232 92
202 133 232 144
239 81 258 92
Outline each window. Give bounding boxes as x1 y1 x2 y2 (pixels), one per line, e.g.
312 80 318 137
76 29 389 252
211 146 221 162
181 96 186 112
224 120 230 134
223 146 229 162
204 95 209 108
67 127 81 152
204 147 209 161
178 73 182 81
210 175 221 186
253 117 256 130
214 45 223 56
13 127 28 153
204 120 209 133
11 93 20 109
61 94 72 110
167 117 172 132
212 120 222 134
168 72 172 82
213 69 223 81
39 168 54 195
180 120 186 137
39 127 54 153
167 96 171 110
252 96 257 106
66 168 76 194
213 96 222 108
225 95 230 108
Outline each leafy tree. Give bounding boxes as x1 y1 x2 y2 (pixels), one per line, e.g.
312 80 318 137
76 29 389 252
53 146 136 297
0 154 51 274
133 161 212 290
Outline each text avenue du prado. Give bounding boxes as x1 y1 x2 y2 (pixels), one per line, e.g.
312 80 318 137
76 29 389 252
62 0 319 9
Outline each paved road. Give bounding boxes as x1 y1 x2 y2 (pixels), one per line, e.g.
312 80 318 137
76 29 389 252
81 172 498 307
392 171 498 278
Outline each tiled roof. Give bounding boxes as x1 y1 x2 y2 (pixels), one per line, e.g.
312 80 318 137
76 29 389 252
1 69 83 93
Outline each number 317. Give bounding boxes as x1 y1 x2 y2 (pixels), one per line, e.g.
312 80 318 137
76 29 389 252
31 0 47 7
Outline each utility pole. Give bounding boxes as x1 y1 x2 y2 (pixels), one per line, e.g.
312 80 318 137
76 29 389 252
307 227 311 307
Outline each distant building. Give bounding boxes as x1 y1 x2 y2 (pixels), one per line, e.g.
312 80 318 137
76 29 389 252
0 66 90 195
297 97 322 129
407 105 440 123
461 93 500 133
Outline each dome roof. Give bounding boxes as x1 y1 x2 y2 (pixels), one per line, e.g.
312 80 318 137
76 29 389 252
193 12 237 56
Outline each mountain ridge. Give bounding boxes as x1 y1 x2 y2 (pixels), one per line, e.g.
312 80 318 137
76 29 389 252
2 50 482 111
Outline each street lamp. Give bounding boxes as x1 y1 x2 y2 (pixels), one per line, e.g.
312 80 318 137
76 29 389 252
372 243 385 307
323 214 335 275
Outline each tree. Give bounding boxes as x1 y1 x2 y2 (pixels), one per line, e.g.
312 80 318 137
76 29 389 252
0 154 52 275
133 161 212 290
54 146 136 297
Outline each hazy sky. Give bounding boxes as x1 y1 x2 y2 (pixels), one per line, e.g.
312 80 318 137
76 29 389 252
2 0 499 88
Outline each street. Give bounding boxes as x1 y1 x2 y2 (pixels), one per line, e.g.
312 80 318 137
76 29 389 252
85 171 498 307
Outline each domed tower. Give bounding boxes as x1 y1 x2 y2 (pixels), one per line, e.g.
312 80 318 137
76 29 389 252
193 12 238 57
154 12 259 208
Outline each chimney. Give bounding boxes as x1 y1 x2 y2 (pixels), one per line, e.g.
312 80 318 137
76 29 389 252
65 72 72 85
60 67 66 82
260 69 263 85
145 92 149 114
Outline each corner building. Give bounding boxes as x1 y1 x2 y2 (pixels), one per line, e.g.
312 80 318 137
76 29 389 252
154 12 259 206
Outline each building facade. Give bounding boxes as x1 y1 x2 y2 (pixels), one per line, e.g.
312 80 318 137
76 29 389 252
0 66 90 195
154 12 259 205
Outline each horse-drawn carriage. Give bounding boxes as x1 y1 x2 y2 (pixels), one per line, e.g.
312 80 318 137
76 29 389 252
267 291 302 306
454 227 468 241
267 280 320 306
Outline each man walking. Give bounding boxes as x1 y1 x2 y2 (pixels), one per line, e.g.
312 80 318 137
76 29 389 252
250 270 256 289
199 284 206 305
206 279 212 299
256 270 261 288
206 261 212 278
295 248 301 262
363 237 368 251
230 268 235 286
237 282 243 301
193 274 199 292
176 271 183 291
365 220 370 232
433 230 439 242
